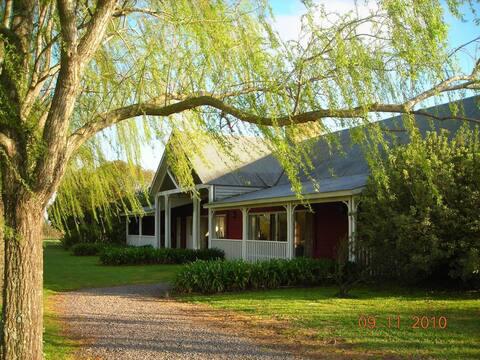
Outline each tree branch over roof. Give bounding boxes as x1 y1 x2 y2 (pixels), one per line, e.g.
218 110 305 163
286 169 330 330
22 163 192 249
67 71 480 156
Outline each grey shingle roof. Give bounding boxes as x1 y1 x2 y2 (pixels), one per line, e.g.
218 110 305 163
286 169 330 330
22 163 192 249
189 136 283 187
209 96 480 206
210 174 368 205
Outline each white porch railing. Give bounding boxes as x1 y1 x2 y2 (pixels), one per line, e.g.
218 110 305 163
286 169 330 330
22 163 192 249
211 239 242 259
127 235 157 247
246 240 288 261
211 238 288 261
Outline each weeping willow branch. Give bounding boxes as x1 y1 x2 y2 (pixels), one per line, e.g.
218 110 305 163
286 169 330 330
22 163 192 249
67 70 480 158
0 132 16 157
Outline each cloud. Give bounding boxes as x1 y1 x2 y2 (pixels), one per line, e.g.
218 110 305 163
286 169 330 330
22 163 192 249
273 13 304 42
270 0 377 42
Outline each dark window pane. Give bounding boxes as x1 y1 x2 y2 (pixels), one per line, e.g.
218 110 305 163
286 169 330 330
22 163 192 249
277 213 287 242
128 217 140 235
249 214 273 240
142 216 155 236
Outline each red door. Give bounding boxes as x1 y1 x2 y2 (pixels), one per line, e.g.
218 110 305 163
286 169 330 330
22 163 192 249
313 202 348 259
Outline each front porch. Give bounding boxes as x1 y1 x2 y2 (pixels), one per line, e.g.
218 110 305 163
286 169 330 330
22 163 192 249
210 199 358 262
125 187 358 262
125 186 211 250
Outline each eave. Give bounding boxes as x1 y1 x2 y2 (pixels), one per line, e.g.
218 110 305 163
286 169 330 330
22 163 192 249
204 187 364 210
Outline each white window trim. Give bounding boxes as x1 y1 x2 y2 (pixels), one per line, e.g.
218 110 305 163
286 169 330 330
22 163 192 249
214 214 227 239
248 211 288 242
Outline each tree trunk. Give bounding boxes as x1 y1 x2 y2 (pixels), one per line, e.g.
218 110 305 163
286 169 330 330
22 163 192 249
0 200 4 293
1 195 44 360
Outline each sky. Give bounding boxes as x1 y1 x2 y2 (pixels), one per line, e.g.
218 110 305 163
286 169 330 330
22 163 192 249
137 0 480 171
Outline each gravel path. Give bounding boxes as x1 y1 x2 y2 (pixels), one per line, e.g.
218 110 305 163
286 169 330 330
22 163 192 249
57 283 299 360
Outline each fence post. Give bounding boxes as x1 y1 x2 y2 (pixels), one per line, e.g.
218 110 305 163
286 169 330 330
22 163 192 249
285 204 297 259
164 194 171 248
208 209 214 249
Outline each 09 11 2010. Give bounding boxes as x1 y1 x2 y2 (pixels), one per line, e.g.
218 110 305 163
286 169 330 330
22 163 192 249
358 315 448 329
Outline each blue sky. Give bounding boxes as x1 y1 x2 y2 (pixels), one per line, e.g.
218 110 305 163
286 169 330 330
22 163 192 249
137 0 480 170
269 0 480 57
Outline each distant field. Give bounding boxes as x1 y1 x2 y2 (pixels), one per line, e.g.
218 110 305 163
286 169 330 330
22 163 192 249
183 286 480 359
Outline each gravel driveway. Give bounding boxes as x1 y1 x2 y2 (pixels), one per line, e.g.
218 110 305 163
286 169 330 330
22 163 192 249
57 283 299 360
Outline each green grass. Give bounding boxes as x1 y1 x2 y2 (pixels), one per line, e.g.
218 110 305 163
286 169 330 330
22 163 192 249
44 290 80 360
182 286 480 359
43 239 182 359
42 240 480 359
44 239 181 292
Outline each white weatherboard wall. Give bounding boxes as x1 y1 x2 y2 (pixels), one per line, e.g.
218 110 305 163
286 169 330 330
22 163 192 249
126 216 157 248
211 239 242 259
127 235 156 247
213 186 263 201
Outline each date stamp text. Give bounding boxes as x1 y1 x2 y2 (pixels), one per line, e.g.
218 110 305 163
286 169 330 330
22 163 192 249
358 315 448 329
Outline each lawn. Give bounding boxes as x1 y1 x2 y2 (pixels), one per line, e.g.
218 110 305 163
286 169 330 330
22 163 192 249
44 240 181 292
43 239 182 359
183 286 480 359
42 240 480 359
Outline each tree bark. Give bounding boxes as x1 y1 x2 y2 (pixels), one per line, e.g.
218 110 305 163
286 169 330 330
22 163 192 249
1 192 44 360
0 199 4 293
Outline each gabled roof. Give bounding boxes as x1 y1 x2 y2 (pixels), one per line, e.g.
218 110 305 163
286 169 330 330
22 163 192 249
188 136 283 187
150 136 284 194
208 95 480 207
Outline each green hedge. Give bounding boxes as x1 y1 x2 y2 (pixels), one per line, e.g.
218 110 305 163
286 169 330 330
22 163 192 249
71 242 106 256
99 246 225 265
174 257 335 294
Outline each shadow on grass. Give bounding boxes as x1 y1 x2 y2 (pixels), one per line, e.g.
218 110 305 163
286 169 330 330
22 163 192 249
183 285 480 302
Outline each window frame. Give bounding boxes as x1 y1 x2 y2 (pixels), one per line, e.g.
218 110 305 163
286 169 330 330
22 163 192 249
127 216 140 236
214 214 227 239
248 210 288 242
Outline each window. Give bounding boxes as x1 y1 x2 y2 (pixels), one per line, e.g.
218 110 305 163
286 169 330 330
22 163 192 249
277 212 287 242
214 215 226 239
141 216 155 236
248 212 287 241
128 217 140 235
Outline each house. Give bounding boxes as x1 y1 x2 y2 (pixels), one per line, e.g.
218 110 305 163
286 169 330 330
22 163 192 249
125 96 479 261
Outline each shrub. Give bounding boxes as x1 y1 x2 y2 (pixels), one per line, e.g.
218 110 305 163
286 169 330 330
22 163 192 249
71 242 106 256
174 257 335 294
59 215 126 249
358 128 480 286
99 247 225 265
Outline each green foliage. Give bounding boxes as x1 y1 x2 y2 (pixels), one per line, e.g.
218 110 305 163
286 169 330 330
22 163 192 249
28 0 477 223
99 246 225 265
332 237 364 297
358 127 480 286
70 243 108 256
59 211 126 249
174 257 334 294
49 160 154 249
50 161 154 238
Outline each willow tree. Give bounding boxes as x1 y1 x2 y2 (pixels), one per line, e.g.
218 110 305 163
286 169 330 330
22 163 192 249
0 0 479 358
